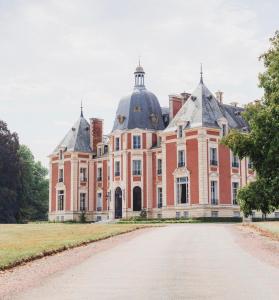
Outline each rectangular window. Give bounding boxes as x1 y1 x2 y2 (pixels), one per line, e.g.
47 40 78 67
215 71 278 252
80 168 87 182
58 190 64 211
232 182 239 205
115 161 120 176
232 154 239 168
104 145 108 154
97 147 102 157
248 158 253 169
157 159 162 175
133 135 141 149
132 160 141 175
58 169 63 182
210 148 218 166
80 193 86 211
210 181 218 205
178 125 183 138
178 150 185 167
176 211 181 219
158 187 163 208
97 193 102 211
176 177 189 204
183 211 189 218
97 167 102 181
115 137 120 151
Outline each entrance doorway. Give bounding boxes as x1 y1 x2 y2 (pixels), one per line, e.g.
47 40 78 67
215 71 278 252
115 187 122 218
133 186 142 211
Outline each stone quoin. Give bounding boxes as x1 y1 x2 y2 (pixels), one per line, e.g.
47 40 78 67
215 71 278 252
48 63 256 221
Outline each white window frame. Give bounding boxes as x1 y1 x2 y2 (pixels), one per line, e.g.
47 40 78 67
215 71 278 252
176 176 189 205
58 168 64 182
177 125 183 138
115 137 120 151
97 192 102 211
133 135 141 149
157 187 163 208
97 167 102 181
79 192 87 211
132 160 141 176
210 180 218 205
115 160 120 176
57 190 65 211
209 147 218 166
157 159 162 175
232 181 239 205
177 149 185 167
80 167 87 182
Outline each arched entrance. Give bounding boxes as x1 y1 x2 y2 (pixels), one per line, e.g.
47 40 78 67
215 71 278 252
115 187 122 219
133 186 142 211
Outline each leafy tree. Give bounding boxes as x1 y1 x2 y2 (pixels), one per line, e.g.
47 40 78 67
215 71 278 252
222 31 279 216
0 121 21 223
18 145 49 221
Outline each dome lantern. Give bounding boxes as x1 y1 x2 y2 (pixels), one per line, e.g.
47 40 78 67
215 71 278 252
134 60 145 88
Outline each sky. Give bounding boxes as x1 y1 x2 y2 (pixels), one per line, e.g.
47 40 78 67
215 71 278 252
0 0 278 167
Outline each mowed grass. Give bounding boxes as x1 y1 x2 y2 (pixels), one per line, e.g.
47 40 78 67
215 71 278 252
251 221 279 239
0 223 145 270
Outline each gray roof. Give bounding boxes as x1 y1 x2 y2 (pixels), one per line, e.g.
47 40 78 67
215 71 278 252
53 116 92 154
166 80 247 132
112 87 165 132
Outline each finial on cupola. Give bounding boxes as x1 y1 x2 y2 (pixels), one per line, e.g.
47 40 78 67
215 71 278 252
200 63 204 84
80 100 84 118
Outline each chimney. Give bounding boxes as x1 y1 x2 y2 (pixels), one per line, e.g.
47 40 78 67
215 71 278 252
215 91 223 103
89 118 103 154
169 93 189 121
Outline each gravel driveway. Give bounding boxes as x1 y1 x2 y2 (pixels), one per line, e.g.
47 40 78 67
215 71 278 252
2 224 279 300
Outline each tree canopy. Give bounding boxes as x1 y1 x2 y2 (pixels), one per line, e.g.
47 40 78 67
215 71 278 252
222 31 279 216
0 121 48 223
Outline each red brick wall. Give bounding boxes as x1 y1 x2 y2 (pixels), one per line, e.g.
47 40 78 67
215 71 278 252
152 152 157 208
103 160 107 210
128 152 131 208
51 163 58 212
127 133 131 149
143 133 146 149
64 161 71 211
186 139 199 204
166 142 176 206
172 99 183 118
219 144 231 204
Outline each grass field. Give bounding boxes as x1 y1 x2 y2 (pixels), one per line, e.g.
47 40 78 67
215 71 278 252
0 223 145 270
250 221 279 240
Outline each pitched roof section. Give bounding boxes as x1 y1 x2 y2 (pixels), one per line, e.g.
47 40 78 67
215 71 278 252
53 116 92 154
166 80 247 132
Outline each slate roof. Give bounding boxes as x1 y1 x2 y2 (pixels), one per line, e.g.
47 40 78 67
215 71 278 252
166 79 247 132
53 115 92 154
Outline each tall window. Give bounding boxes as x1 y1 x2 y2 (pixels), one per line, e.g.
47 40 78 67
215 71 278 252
97 167 102 181
115 137 120 151
178 125 183 138
210 181 218 205
133 135 141 149
80 193 86 211
97 192 102 211
132 160 141 175
210 148 218 166
58 169 63 182
232 154 239 168
158 187 163 208
248 158 253 169
115 161 120 176
80 168 87 182
232 182 239 205
176 177 189 204
97 147 102 157
157 159 162 175
58 190 64 211
178 150 185 167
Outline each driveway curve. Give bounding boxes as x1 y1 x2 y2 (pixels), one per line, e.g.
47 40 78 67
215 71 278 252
16 224 279 300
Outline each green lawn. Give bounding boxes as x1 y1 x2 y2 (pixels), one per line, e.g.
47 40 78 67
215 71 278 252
251 221 279 239
0 223 145 270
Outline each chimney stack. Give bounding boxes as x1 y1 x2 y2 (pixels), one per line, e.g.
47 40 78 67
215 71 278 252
215 91 223 103
89 118 103 154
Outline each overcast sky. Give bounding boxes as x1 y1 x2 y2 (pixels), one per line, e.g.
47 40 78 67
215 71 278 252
0 0 278 167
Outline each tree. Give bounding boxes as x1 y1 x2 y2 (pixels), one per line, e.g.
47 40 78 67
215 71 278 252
222 31 279 216
0 121 21 223
18 145 49 221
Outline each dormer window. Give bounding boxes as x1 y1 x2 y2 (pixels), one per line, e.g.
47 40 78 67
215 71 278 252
97 146 102 157
59 150 63 160
178 125 183 138
222 124 227 137
115 137 120 151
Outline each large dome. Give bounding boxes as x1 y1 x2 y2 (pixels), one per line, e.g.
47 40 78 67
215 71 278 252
112 64 165 131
